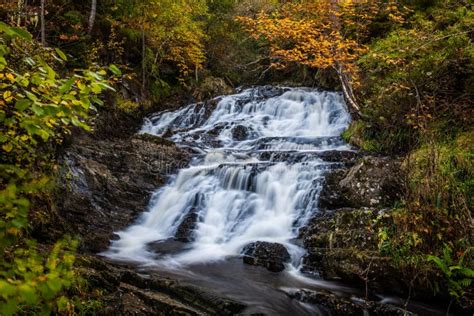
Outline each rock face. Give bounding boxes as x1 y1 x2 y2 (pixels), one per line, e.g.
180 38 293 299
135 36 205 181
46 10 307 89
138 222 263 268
299 155 446 301
300 208 408 295
80 256 245 315
57 133 190 253
288 289 414 316
241 241 291 272
319 156 403 209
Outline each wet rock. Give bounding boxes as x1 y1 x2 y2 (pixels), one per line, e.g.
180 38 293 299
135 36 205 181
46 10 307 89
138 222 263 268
147 238 188 255
316 150 360 165
233 86 290 105
288 289 414 316
319 156 403 209
232 125 250 141
241 241 291 272
257 150 359 166
255 85 291 99
79 256 246 315
207 123 227 136
174 210 199 242
318 169 349 209
56 133 191 253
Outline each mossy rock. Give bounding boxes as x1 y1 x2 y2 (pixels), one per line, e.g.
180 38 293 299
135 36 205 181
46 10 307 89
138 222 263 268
134 133 175 146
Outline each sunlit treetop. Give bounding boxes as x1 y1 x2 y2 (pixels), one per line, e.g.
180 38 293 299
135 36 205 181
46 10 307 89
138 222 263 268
238 0 408 86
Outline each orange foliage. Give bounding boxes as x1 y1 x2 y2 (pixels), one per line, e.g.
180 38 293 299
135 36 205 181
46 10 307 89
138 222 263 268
238 0 406 86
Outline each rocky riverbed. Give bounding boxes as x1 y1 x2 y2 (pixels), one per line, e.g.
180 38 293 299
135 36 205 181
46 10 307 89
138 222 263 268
37 88 463 315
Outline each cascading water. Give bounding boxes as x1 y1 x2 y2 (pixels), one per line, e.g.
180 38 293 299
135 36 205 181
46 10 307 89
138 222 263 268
106 87 350 265
104 87 353 314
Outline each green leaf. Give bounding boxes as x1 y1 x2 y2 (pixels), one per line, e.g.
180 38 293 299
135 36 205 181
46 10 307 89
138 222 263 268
25 91 38 102
45 64 56 80
46 277 62 293
54 48 67 61
458 268 474 278
38 129 50 141
9 27 32 40
97 82 115 91
59 78 74 93
18 284 38 304
0 299 18 316
57 296 69 312
31 103 44 116
15 99 31 111
427 255 449 275
108 64 122 76
71 117 81 127
0 281 16 298
0 21 9 34
90 83 102 94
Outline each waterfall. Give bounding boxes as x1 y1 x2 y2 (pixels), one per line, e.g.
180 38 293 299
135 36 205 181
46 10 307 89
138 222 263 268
105 87 351 268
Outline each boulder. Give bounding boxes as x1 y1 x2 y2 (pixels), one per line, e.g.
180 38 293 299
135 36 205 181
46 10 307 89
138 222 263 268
241 241 291 272
197 76 233 100
319 156 403 209
232 125 250 141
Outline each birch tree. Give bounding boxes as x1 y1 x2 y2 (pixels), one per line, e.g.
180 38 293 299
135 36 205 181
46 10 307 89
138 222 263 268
88 0 97 34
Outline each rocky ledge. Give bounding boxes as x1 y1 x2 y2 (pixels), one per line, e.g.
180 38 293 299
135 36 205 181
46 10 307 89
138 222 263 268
299 154 454 308
288 289 414 316
53 132 191 253
79 256 245 315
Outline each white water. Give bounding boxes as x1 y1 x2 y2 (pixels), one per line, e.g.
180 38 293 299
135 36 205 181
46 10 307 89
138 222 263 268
105 87 351 268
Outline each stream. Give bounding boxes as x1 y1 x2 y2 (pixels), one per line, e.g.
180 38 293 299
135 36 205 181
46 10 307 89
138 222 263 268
103 87 444 315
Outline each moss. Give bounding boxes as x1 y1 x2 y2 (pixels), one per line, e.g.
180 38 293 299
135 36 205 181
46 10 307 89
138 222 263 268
342 121 376 152
406 130 474 212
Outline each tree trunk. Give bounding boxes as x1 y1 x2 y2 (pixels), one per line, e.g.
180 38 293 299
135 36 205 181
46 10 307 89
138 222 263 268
87 0 97 34
17 0 23 26
334 64 361 118
40 0 46 46
141 28 146 99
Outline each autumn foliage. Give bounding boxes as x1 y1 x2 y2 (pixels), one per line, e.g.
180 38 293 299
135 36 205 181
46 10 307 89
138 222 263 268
238 0 407 114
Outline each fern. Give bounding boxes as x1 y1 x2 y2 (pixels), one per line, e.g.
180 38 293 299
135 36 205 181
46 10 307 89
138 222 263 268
428 246 474 301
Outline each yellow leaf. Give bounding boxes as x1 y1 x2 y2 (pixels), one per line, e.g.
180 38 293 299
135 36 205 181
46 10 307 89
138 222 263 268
3 90 13 102
2 143 13 152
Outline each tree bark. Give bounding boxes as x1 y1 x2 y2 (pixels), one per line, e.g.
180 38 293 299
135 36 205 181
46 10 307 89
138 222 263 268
88 0 97 34
40 0 46 46
334 63 361 118
17 0 23 26
141 28 146 99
